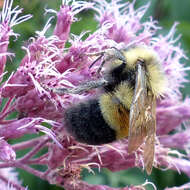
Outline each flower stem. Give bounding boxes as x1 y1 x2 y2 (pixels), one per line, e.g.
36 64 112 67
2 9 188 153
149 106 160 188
0 96 14 115
19 136 49 162
12 136 47 151
0 106 15 121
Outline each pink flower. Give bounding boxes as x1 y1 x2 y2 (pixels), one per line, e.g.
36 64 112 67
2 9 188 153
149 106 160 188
0 0 190 189
0 0 32 82
0 139 16 161
0 168 27 190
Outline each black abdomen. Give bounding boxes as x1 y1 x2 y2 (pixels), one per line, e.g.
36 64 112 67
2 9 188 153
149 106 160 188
64 99 116 145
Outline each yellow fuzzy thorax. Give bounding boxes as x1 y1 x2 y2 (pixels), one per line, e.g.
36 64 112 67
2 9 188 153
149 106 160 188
122 46 168 97
100 46 168 137
99 93 130 138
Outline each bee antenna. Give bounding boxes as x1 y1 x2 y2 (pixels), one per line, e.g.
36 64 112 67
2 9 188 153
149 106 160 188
89 53 104 69
97 60 106 74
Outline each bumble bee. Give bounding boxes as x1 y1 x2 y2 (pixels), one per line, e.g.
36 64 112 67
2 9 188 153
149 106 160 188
52 45 168 174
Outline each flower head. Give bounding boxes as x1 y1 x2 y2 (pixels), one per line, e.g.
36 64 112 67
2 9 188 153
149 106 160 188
0 168 26 190
0 0 32 82
0 139 16 161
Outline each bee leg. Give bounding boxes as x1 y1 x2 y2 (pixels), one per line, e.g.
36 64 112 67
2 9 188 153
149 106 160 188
51 78 108 95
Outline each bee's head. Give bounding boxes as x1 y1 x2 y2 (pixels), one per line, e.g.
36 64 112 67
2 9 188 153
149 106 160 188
89 46 168 97
89 47 127 74
122 45 168 97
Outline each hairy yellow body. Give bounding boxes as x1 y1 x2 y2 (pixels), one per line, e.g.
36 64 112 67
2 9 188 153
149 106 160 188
123 46 168 97
99 93 130 139
62 45 168 174
100 46 168 140
99 83 134 139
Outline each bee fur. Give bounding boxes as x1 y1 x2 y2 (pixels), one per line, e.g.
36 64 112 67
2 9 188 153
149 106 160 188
52 45 168 174
56 45 167 145
50 45 168 174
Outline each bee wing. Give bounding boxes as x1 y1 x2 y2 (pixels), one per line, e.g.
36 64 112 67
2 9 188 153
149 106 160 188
143 94 156 174
128 63 148 154
128 62 156 174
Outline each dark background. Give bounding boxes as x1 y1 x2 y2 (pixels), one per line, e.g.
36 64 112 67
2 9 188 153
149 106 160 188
2 0 190 189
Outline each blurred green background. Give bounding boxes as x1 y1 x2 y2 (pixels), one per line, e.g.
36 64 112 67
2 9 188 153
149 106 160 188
3 0 190 189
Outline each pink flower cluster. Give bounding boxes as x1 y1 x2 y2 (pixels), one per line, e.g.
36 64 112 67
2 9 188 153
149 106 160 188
0 0 190 189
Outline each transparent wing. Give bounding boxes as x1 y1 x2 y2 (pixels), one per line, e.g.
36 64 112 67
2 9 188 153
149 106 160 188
128 63 147 154
128 62 156 174
143 94 156 174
